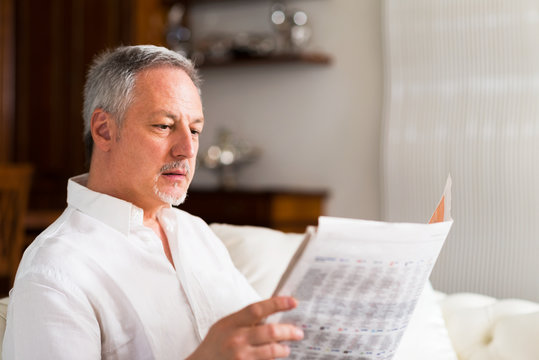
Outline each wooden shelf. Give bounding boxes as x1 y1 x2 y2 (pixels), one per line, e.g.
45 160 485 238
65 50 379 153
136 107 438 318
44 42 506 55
164 0 334 69
197 51 332 68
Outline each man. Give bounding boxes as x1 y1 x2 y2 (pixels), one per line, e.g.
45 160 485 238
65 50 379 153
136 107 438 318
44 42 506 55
3 45 303 359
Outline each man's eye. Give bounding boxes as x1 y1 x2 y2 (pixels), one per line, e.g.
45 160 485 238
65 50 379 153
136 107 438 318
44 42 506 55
154 124 171 130
191 129 201 136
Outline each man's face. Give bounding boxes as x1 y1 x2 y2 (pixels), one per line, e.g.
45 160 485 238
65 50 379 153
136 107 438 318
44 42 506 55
108 66 204 211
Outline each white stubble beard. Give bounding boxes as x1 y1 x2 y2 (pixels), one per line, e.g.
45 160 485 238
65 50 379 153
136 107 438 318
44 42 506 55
153 160 191 206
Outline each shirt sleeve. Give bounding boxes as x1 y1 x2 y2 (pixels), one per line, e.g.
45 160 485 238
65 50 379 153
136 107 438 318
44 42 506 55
2 271 101 360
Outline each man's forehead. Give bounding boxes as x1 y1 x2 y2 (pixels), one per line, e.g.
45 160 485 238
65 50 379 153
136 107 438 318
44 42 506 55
132 66 201 102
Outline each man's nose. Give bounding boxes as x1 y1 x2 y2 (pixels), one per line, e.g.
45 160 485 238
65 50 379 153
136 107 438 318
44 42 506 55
171 125 196 159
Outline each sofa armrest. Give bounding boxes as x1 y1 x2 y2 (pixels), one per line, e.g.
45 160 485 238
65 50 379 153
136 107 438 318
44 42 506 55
439 293 539 360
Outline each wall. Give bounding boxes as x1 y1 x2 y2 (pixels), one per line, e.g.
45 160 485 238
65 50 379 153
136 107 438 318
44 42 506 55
188 0 383 220
382 0 539 301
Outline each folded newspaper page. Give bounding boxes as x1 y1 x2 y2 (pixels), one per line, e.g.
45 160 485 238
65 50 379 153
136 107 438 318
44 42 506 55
269 176 453 359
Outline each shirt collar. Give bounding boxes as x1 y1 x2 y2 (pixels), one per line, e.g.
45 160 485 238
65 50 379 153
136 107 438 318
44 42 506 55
67 174 144 236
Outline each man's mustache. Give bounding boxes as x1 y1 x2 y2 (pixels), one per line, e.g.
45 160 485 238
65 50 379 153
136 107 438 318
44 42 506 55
160 160 190 175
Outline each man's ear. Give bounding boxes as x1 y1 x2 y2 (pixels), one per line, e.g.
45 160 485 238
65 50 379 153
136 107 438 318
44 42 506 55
90 109 116 152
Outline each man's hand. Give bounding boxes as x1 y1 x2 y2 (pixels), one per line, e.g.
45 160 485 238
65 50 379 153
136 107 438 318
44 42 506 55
187 296 304 360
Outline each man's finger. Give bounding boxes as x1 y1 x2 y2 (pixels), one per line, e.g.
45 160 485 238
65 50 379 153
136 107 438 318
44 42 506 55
228 297 298 327
248 342 292 359
248 323 304 345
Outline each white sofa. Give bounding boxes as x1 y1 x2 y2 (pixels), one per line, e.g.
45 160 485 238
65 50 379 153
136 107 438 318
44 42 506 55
2 223 539 359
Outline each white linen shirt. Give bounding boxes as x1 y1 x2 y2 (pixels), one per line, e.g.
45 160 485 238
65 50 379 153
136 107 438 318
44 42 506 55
2 174 260 359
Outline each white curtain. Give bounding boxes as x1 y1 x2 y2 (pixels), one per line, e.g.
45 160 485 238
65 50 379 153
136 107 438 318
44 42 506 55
382 0 539 301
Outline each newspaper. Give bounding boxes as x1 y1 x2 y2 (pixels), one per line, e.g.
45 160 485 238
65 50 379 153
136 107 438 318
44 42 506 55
268 176 453 359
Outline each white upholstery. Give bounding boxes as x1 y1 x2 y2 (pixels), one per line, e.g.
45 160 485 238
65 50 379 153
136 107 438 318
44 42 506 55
0 297 8 358
209 223 304 299
1 224 539 360
439 293 539 360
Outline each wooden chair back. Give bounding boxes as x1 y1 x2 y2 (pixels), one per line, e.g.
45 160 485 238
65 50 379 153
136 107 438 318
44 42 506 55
0 164 33 286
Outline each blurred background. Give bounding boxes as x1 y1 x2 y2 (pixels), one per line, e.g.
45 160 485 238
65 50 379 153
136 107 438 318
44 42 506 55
1 0 539 302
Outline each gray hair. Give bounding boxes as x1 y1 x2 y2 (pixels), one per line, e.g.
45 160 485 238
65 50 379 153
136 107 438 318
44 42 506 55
82 45 201 162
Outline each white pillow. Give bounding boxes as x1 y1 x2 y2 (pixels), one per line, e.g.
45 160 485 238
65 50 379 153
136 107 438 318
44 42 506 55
210 223 304 299
211 223 458 359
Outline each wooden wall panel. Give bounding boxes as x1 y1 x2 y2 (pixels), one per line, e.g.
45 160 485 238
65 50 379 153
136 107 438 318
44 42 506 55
0 0 15 163
132 0 167 46
13 0 155 210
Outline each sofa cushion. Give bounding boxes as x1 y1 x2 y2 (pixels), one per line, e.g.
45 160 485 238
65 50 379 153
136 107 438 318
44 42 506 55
0 297 8 357
440 293 539 360
209 223 304 298
211 223 458 359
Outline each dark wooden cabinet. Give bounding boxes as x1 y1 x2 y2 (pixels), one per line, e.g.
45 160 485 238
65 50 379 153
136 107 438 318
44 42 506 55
179 189 327 232
22 189 326 250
